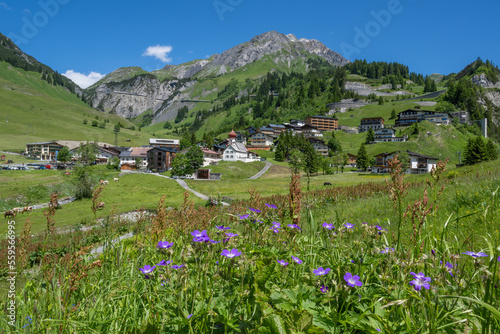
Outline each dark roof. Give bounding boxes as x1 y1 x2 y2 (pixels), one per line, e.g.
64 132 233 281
149 146 177 153
375 150 438 160
307 115 338 120
268 124 285 128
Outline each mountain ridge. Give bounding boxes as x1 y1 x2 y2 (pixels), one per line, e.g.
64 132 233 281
87 31 349 120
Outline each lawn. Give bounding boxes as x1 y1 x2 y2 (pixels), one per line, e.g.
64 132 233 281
0 172 205 237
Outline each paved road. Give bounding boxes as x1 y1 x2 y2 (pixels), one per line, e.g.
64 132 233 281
90 232 134 256
247 161 273 180
148 173 230 206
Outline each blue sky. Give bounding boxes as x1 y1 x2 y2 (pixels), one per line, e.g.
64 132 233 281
1 0 499 88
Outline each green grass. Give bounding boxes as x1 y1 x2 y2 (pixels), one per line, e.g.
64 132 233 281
203 161 265 180
186 167 391 202
0 173 205 237
0 152 35 164
2 159 499 332
334 120 471 164
0 61 149 150
0 169 67 201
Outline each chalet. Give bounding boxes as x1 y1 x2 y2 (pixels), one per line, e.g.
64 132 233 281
450 111 469 124
249 132 274 148
359 117 385 133
374 128 407 143
119 147 150 169
201 147 222 166
289 119 306 126
305 115 338 131
372 150 438 174
268 124 286 136
26 141 65 161
149 138 180 151
307 138 329 157
27 140 118 161
284 123 322 138
245 126 259 137
347 153 357 167
425 112 451 125
394 109 450 127
222 130 260 162
258 126 276 137
147 147 176 172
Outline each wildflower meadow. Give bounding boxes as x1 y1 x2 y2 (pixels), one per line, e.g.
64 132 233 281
1 157 499 333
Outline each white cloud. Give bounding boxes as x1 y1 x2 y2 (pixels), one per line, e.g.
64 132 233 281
142 45 173 63
62 70 105 89
0 2 11 10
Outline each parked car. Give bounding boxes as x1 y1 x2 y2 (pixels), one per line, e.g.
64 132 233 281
185 175 194 179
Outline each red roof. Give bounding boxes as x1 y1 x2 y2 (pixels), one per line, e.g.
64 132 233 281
228 129 237 138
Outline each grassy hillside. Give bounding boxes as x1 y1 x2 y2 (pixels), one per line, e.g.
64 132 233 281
0 61 149 150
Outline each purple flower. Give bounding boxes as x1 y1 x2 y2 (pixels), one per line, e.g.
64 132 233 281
375 225 386 231
277 260 289 266
410 272 427 280
313 267 331 276
215 225 230 230
160 280 167 286
380 247 395 254
323 222 334 230
462 251 488 258
171 264 185 269
255 220 264 224
291 256 302 264
271 228 280 234
221 248 242 258
343 223 355 229
187 314 193 319
409 274 431 291
249 207 261 213
287 224 302 230
440 261 454 276
209 239 221 244
320 285 328 293
376 329 381 332
157 241 174 249
225 232 239 238
191 230 208 238
265 203 277 209
272 222 281 229
156 260 172 266
192 230 210 242
498 256 500 262
139 265 155 275
239 214 250 220
344 272 363 287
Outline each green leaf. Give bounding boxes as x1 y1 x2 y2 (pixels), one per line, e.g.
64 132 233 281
263 314 290 334
439 295 500 320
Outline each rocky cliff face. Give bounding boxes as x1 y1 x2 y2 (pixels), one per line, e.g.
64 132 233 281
88 31 349 120
151 31 349 80
88 74 192 118
471 73 500 89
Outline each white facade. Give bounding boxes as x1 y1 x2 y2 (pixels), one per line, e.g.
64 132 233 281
222 141 260 163
409 156 437 173
249 133 274 147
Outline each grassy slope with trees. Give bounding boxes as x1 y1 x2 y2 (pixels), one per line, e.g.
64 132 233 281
0 61 148 150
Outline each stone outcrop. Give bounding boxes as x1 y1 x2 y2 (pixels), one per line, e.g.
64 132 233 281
88 31 349 120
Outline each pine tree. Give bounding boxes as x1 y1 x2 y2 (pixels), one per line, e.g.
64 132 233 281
356 143 369 171
485 139 498 160
365 128 375 144
391 109 396 119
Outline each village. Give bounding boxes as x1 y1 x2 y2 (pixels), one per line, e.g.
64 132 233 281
9 107 470 178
